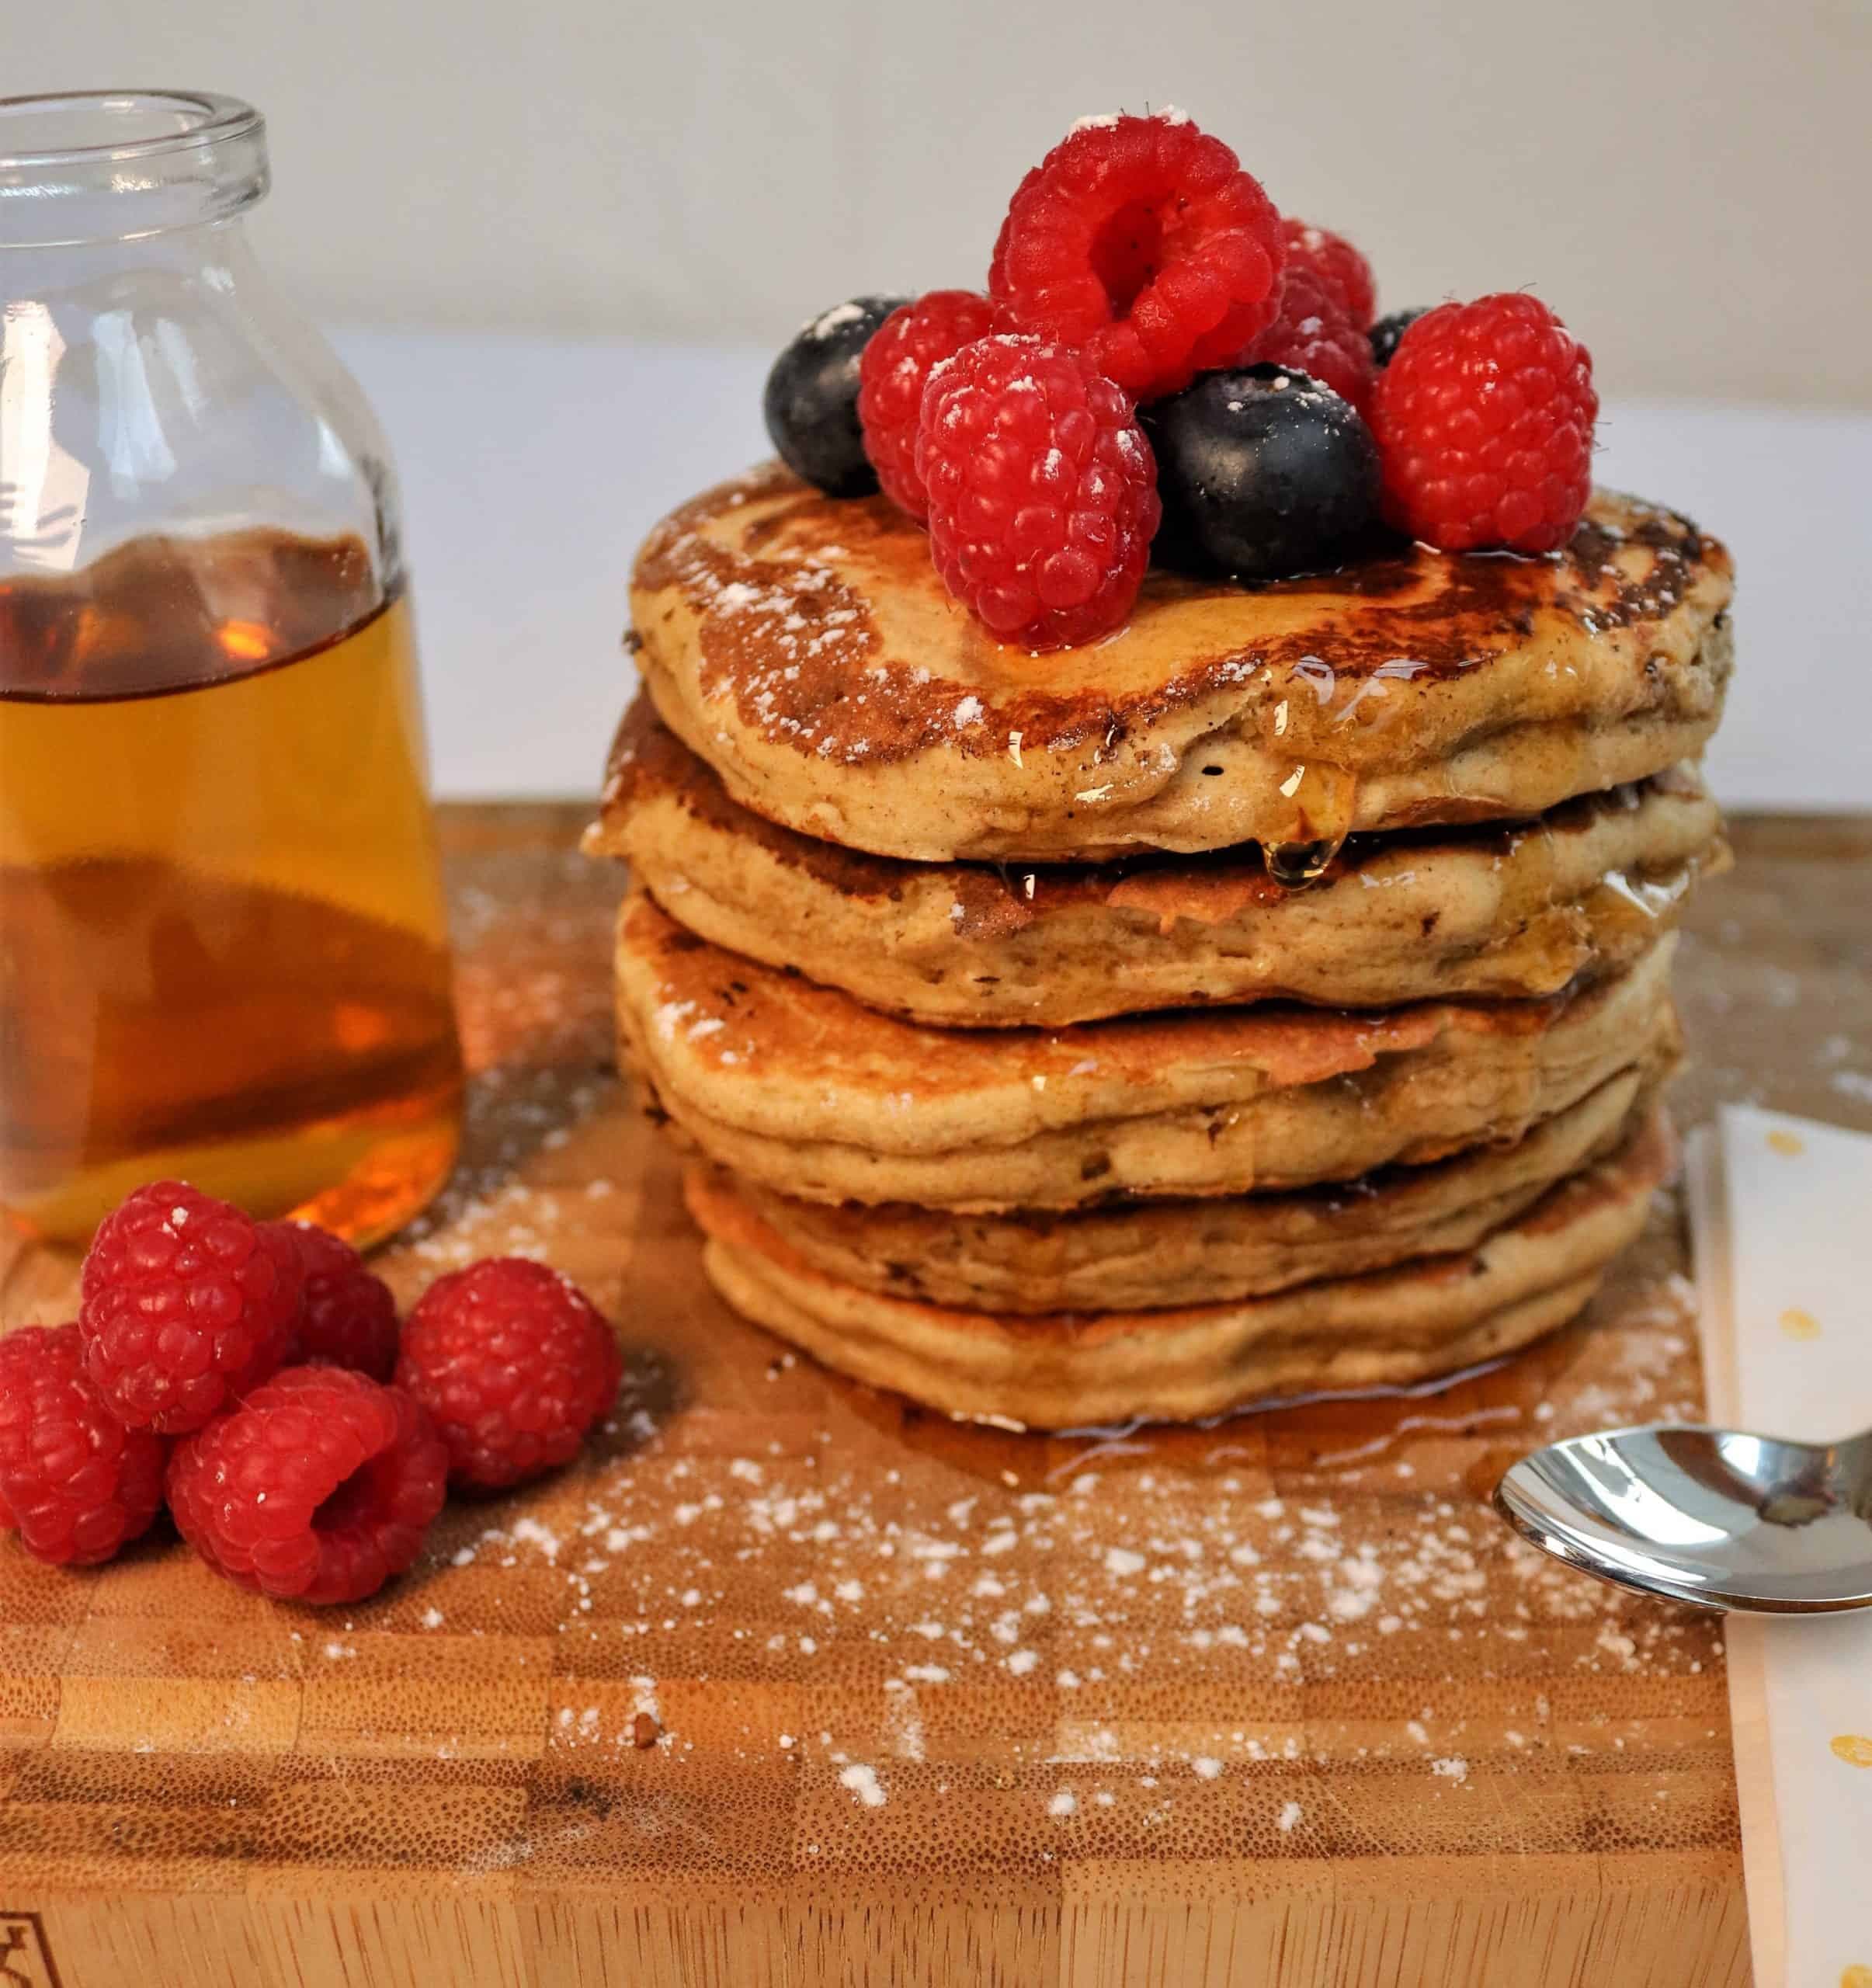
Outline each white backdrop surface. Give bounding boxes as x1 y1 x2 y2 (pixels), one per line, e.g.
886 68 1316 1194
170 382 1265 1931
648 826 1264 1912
16 0 1872 408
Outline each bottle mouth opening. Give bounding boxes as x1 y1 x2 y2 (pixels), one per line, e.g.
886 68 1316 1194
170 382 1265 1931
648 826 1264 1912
0 90 269 247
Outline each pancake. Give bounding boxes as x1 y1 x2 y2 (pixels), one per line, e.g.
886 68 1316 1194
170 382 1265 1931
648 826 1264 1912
684 1111 1675 1427
613 887 1680 1211
589 697 1728 1026
715 1060 1662 1312
630 464 1733 864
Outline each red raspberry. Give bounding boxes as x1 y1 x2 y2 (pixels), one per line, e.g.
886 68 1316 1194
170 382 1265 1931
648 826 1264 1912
917 335 1160 652
859 290 1011 520
988 110 1285 402
266 1221 400 1381
1283 219 1377 330
0 1324 166 1567
1370 294 1598 553
1248 265 1377 413
167 1365 446 1604
79 1181 300 1434
394 1258 621 1489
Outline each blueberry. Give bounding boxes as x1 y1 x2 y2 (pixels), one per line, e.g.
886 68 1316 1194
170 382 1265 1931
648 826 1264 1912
762 294 908 497
1368 308 1426 369
1142 366 1381 583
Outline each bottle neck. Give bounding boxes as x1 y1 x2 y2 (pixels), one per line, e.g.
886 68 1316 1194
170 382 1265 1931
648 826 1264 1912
0 92 267 251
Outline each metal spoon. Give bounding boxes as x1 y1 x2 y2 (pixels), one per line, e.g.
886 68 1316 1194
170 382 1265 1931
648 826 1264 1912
1495 1423 1872 1614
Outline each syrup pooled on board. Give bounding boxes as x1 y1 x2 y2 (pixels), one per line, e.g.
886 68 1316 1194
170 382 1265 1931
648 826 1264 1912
1 530 462 1247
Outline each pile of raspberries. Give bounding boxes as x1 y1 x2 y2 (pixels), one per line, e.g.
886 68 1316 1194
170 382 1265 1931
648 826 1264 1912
851 106 1597 650
0 1183 621 1605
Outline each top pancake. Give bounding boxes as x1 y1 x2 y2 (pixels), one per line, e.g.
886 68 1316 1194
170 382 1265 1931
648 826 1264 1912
630 464 1735 864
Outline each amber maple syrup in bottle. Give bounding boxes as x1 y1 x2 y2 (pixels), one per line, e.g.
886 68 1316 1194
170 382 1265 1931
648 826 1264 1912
1 534 462 1245
1 92 461 1248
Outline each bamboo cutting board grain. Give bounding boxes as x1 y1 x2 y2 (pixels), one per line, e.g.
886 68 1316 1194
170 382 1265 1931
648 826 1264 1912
1 805 1867 1988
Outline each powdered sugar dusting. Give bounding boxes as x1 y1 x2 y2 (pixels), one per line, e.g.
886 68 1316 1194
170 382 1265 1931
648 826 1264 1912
801 300 868 341
1068 106 1190 133
410 1233 1717 1848
839 1762 887 1807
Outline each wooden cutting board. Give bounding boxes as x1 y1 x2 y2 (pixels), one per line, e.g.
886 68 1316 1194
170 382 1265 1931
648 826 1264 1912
2 805 1867 1988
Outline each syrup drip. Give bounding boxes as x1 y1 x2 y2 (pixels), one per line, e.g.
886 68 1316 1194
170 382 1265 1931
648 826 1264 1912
1266 839 1342 889
1264 760 1359 891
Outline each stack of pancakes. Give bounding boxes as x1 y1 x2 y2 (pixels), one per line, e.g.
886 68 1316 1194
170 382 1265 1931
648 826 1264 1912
587 464 1734 1428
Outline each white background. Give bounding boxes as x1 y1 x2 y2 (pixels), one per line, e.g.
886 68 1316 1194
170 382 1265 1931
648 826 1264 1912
12 0 1872 407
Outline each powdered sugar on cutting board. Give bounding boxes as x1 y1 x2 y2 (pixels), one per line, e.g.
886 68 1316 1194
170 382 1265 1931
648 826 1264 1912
403 1249 1717 1851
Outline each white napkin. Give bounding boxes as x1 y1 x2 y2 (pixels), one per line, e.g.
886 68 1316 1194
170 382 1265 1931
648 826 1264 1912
1686 1107 1872 1988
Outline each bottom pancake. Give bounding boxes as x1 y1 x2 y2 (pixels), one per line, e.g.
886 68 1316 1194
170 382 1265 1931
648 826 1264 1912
684 1112 1673 1429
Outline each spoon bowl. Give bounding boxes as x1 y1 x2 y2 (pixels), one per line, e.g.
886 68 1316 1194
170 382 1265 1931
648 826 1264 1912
1495 1423 1872 1614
